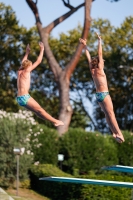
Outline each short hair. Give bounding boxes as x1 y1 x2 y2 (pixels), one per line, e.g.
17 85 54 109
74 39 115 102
21 60 32 69
91 56 99 68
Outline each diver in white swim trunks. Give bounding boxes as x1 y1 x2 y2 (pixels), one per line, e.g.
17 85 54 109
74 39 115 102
79 33 124 143
17 42 64 127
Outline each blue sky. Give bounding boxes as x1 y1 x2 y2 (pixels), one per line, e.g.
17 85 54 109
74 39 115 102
3 0 133 37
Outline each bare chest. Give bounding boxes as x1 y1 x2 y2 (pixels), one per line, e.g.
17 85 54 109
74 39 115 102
91 69 105 77
18 70 30 80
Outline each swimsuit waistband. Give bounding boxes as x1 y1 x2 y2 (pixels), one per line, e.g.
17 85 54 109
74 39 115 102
17 94 29 97
96 91 109 94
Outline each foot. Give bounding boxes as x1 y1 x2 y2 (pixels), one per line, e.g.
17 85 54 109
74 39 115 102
113 133 125 143
54 120 64 127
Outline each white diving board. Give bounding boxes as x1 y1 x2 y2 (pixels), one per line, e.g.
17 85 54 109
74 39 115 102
39 176 133 188
102 165 133 173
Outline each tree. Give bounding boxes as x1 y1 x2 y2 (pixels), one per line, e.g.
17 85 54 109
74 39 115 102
2 1 128 134
0 3 21 111
25 0 92 135
25 0 122 135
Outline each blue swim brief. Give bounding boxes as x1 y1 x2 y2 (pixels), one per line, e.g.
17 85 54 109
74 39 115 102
96 92 109 103
16 94 31 106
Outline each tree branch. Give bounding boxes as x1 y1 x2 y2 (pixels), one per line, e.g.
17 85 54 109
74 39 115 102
65 0 92 79
62 0 95 9
45 3 85 34
26 0 42 24
41 33 62 80
62 0 74 9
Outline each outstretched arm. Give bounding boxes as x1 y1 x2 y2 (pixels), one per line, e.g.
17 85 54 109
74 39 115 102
79 38 92 69
27 42 44 72
21 44 30 63
96 32 104 68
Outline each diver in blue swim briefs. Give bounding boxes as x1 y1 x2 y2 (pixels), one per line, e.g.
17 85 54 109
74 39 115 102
17 42 64 127
79 33 125 143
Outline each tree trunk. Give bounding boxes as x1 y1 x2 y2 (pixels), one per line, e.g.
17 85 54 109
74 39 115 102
57 71 73 135
25 0 92 135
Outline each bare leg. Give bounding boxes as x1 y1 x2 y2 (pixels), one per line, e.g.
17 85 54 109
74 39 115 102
100 106 116 139
24 97 64 127
98 95 124 143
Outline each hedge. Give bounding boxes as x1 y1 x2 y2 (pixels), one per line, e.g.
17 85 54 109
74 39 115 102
29 164 133 200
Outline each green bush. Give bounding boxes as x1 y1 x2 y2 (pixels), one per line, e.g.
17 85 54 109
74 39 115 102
0 110 34 188
29 164 133 200
29 164 82 200
116 131 133 166
20 179 30 189
27 126 133 180
79 172 133 200
58 128 118 174
30 124 59 165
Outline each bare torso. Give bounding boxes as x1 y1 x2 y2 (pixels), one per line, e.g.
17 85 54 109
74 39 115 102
17 69 31 96
91 68 109 92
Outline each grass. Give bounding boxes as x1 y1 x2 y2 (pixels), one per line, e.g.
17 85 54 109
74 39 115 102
6 188 50 200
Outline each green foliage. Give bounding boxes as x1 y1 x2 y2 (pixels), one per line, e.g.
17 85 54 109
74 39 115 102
29 164 81 200
49 25 82 68
58 128 118 174
0 110 133 199
29 164 133 200
0 110 34 188
79 172 133 200
30 124 59 165
0 3 26 111
30 164 71 177
20 179 30 189
28 126 133 179
117 131 133 166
